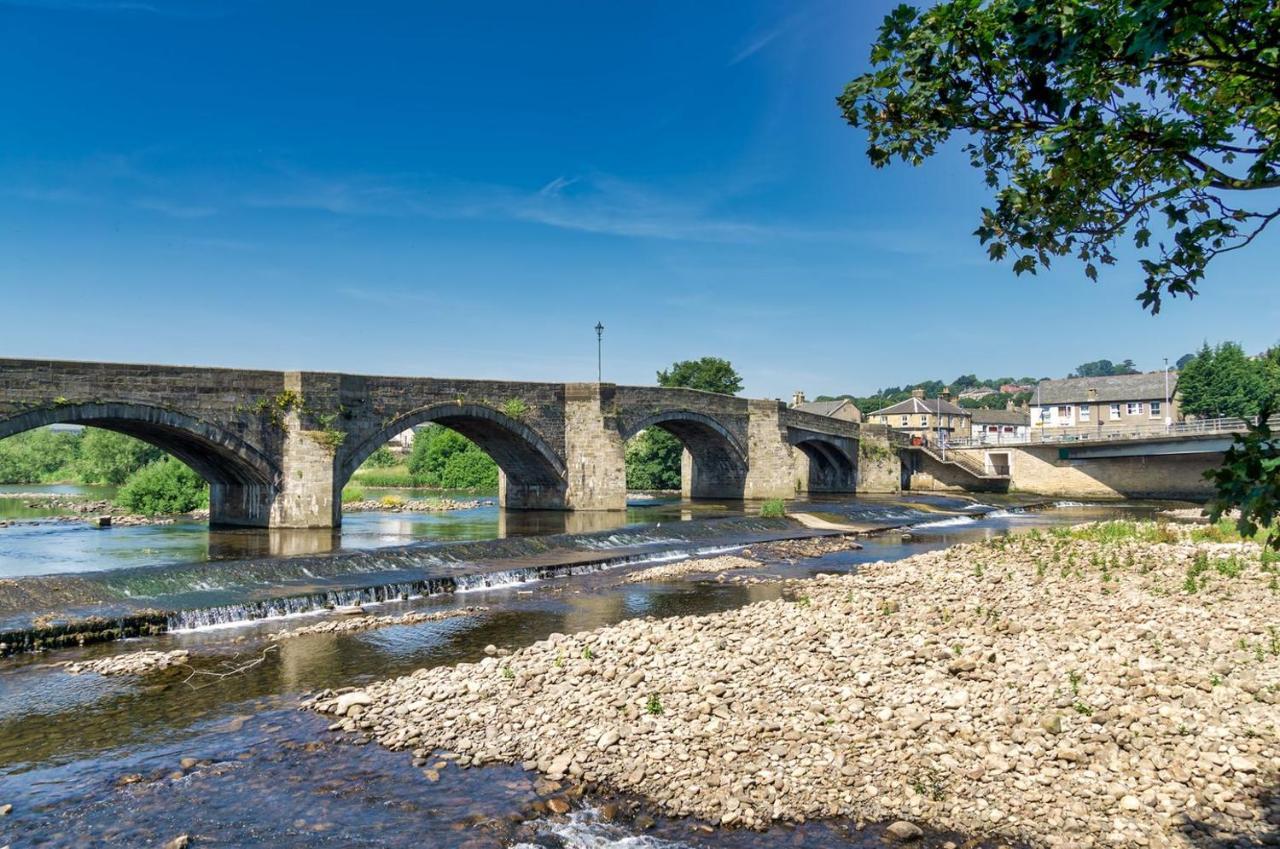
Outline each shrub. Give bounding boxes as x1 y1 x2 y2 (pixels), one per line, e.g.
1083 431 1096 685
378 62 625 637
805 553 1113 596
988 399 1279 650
625 429 682 491
408 425 498 490
116 457 209 515
361 445 399 468
341 485 366 503
760 498 787 518
0 428 83 484
76 428 163 484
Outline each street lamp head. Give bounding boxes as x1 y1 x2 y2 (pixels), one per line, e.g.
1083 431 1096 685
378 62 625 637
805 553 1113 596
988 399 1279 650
595 321 604 337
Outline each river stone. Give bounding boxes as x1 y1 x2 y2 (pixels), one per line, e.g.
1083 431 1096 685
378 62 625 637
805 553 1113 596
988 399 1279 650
885 820 923 841
547 798 571 814
334 692 372 715
596 729 621 750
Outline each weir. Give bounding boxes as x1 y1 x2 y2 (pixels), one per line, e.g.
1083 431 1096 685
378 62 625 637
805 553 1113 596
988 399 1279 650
0 359 878 528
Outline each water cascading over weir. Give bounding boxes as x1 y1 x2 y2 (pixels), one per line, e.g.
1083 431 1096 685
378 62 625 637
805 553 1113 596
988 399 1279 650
0 358 882 528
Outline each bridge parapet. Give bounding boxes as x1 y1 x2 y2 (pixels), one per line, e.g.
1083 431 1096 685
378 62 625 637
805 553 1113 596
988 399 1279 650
0 359 885 527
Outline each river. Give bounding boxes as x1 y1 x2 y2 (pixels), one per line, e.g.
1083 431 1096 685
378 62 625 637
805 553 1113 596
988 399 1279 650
0 492 1185 848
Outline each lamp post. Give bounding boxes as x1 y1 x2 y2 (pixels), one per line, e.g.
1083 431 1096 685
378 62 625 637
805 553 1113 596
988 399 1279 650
595 321 604 383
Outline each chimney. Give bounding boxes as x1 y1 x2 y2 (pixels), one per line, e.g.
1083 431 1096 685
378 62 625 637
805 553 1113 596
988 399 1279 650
792 390 806 407
940 386 952 402
911 388 926 399
1006 399 1014 412
1087 388 1098 401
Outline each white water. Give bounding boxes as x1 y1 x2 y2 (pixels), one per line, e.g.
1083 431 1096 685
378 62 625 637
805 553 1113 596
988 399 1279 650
909 515 978 529
510 809 689 848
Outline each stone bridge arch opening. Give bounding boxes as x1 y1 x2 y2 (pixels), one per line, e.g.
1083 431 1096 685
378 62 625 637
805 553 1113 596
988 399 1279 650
791 435 857 493
0 403 281 527
339 403 568 511
623 410 748 500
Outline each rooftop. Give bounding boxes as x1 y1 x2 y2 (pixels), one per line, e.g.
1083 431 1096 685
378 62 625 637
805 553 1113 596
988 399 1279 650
970 408 1030 426
795 398 858 417
869 396 969 417
1034 372 1175 405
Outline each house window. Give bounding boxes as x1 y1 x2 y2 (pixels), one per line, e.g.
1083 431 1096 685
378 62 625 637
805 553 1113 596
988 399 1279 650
1002 425 1014 433
1150 401 1162 418
1109 404 1121 420
900 415 909 427
920 415 929 428
1079 405 1090 421
1127 402 1143 416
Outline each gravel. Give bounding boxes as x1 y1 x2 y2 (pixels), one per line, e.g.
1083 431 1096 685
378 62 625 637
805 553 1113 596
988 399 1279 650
312 524 1280 847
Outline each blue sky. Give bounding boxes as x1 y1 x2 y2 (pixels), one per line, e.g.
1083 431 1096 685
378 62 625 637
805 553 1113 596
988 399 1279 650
2 0 1276 398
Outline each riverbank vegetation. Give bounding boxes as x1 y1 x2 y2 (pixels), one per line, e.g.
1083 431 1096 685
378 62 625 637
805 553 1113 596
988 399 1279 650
0 427 209 516
349 425 498 491
0 427 162 485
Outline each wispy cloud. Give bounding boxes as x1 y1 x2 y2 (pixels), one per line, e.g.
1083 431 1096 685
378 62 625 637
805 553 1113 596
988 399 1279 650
133 196 217 218
727 10 809 66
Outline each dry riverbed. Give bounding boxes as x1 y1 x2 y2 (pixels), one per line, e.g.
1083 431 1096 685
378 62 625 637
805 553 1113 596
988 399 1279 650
312 524 1279 847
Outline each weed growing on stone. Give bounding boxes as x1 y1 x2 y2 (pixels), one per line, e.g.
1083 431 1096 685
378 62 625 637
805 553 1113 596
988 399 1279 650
646 693 664 716
501 665 514 680
581 646 595 660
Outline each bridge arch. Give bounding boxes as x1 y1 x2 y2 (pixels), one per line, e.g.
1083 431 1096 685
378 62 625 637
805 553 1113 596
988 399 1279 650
339 403 568 509
622 410 748 499
0 402 281 526
791 434 856 493
0 402 278 487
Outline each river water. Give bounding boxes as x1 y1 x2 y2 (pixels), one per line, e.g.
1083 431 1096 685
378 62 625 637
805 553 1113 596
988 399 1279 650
0 491 1184 848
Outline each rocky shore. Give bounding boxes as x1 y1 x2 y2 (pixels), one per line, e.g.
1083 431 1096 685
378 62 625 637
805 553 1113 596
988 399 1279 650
622 555 762 584
0 493 207 527
313 524 1279 847
268 606 489 641
340 497 489 513
62 648 189 676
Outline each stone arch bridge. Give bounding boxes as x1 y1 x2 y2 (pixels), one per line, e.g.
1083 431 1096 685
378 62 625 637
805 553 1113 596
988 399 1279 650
0 359 877 528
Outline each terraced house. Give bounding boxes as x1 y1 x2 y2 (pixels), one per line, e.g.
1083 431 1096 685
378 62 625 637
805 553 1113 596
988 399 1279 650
1029 372 1179 436
867 389 970 439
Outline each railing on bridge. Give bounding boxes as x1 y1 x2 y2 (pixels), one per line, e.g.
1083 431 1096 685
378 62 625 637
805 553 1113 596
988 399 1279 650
945 416 1270 449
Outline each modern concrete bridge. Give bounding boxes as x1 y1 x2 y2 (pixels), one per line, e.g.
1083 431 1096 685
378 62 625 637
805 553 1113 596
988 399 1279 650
0 359 881 528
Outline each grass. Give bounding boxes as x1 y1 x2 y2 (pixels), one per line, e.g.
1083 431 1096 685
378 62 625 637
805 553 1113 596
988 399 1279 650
1050 521 1180 545
340 485 366 503
760 498 786 519
349 465 419 488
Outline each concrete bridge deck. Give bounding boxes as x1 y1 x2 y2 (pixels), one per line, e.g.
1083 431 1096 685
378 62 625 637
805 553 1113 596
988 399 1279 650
0 358 886 528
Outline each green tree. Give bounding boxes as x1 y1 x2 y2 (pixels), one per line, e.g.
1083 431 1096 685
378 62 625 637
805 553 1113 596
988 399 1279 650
407 425 498 489
0 428 82 484
361 445 400 469
626 357 745 490
839 0 1280 313
75 428 163 485
116 457 209 516
1176 342 1272 419
1071 359 1141 378
438 449 499 490
656 357 744 395
625 429 683 490
1206 400 1280 549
